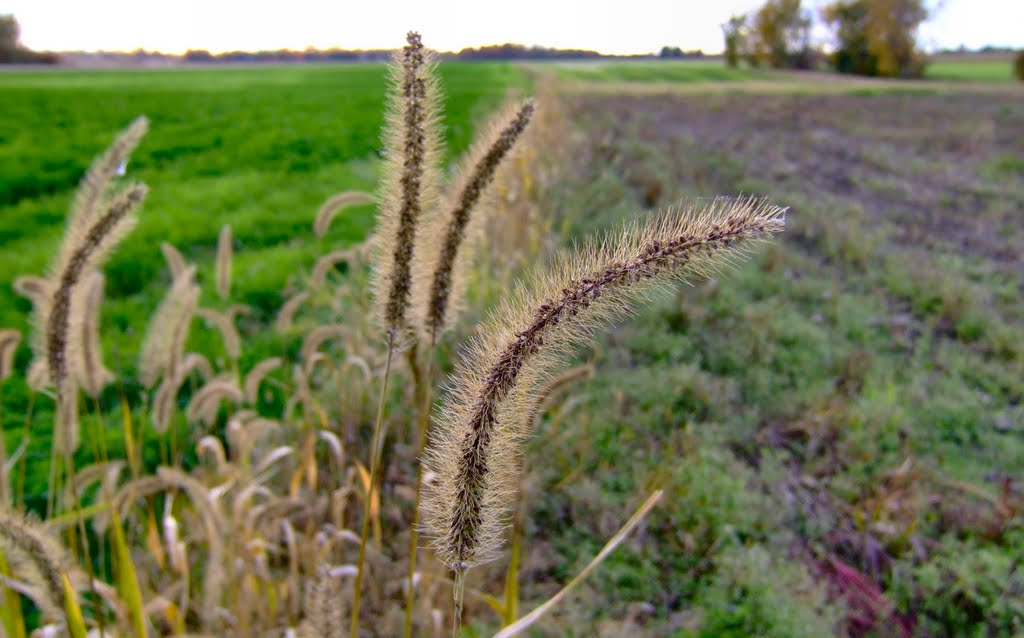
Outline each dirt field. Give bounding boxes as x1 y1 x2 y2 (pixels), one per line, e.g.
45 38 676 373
509 86 1024 636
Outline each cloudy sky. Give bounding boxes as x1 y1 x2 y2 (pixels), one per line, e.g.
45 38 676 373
6 0 1023 54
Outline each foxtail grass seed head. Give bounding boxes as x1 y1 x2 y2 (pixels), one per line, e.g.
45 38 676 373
313 190 376 238
140 266 200 388
160 241 187 278
0 507 78 619
67 116 148 247
114 467 226 627
45 184 147 453
186 378 244 426
13 275 53 309
196 308 241 360
416 100 536 343
275 292 310 333
70 271 114 397
0 329 19 382
423 198 785 570
371 31 444 346
244 356 282 404
311 249 359 287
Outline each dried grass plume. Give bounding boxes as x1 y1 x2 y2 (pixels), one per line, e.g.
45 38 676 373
371 31 444 345
423 198 785 570
415 99 535 343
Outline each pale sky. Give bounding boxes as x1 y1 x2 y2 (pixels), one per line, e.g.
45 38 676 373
4 0 1022 55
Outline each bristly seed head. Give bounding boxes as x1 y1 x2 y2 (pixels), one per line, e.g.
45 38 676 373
422 198 785 569
47 185 147 453
372 31 443 347
420 100 536 343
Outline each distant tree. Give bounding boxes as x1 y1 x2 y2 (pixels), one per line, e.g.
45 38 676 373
660 46 684 59
0 14 56 64
1014 50 1024 82
184 49 215 63
823 0 928 78
722 14 748 68
0 14 22 61
748 0 813 69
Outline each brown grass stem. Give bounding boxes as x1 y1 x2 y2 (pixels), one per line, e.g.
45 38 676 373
403 346 436 638
349 338 395 638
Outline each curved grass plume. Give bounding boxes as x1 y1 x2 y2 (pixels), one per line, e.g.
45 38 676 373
424 198 785 571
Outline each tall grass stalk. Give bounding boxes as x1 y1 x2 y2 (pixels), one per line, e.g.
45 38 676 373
352 30 442 636
350 340 394 638
403 347 435 638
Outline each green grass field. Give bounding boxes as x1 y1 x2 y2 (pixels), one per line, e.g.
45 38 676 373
549 58 764 83
925 57 1018 82
0 62 525 362
0 62 527 506
546 56 1022 87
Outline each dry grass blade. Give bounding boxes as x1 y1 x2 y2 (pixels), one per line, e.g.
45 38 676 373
216 225 232 300
313 190 376 238
423 198 785 570
0 330 20 382
493 490 663 638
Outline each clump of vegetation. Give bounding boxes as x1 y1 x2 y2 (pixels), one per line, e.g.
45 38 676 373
722 0 929 77
1015 50 1024 81
823 0 928 78
0 31 784 637
721 0 814 70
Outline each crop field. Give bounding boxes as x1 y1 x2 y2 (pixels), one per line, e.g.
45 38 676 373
925 55 1018 82
0 62 525 480
0 56 1022 637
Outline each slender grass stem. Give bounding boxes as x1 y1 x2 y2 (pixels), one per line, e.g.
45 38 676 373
403 344 435 638
350 337 395 638
452 565 466 638
15 393 35 505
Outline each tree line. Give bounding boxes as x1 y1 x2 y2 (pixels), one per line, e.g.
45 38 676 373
722 0 930 77
0 15 58 64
